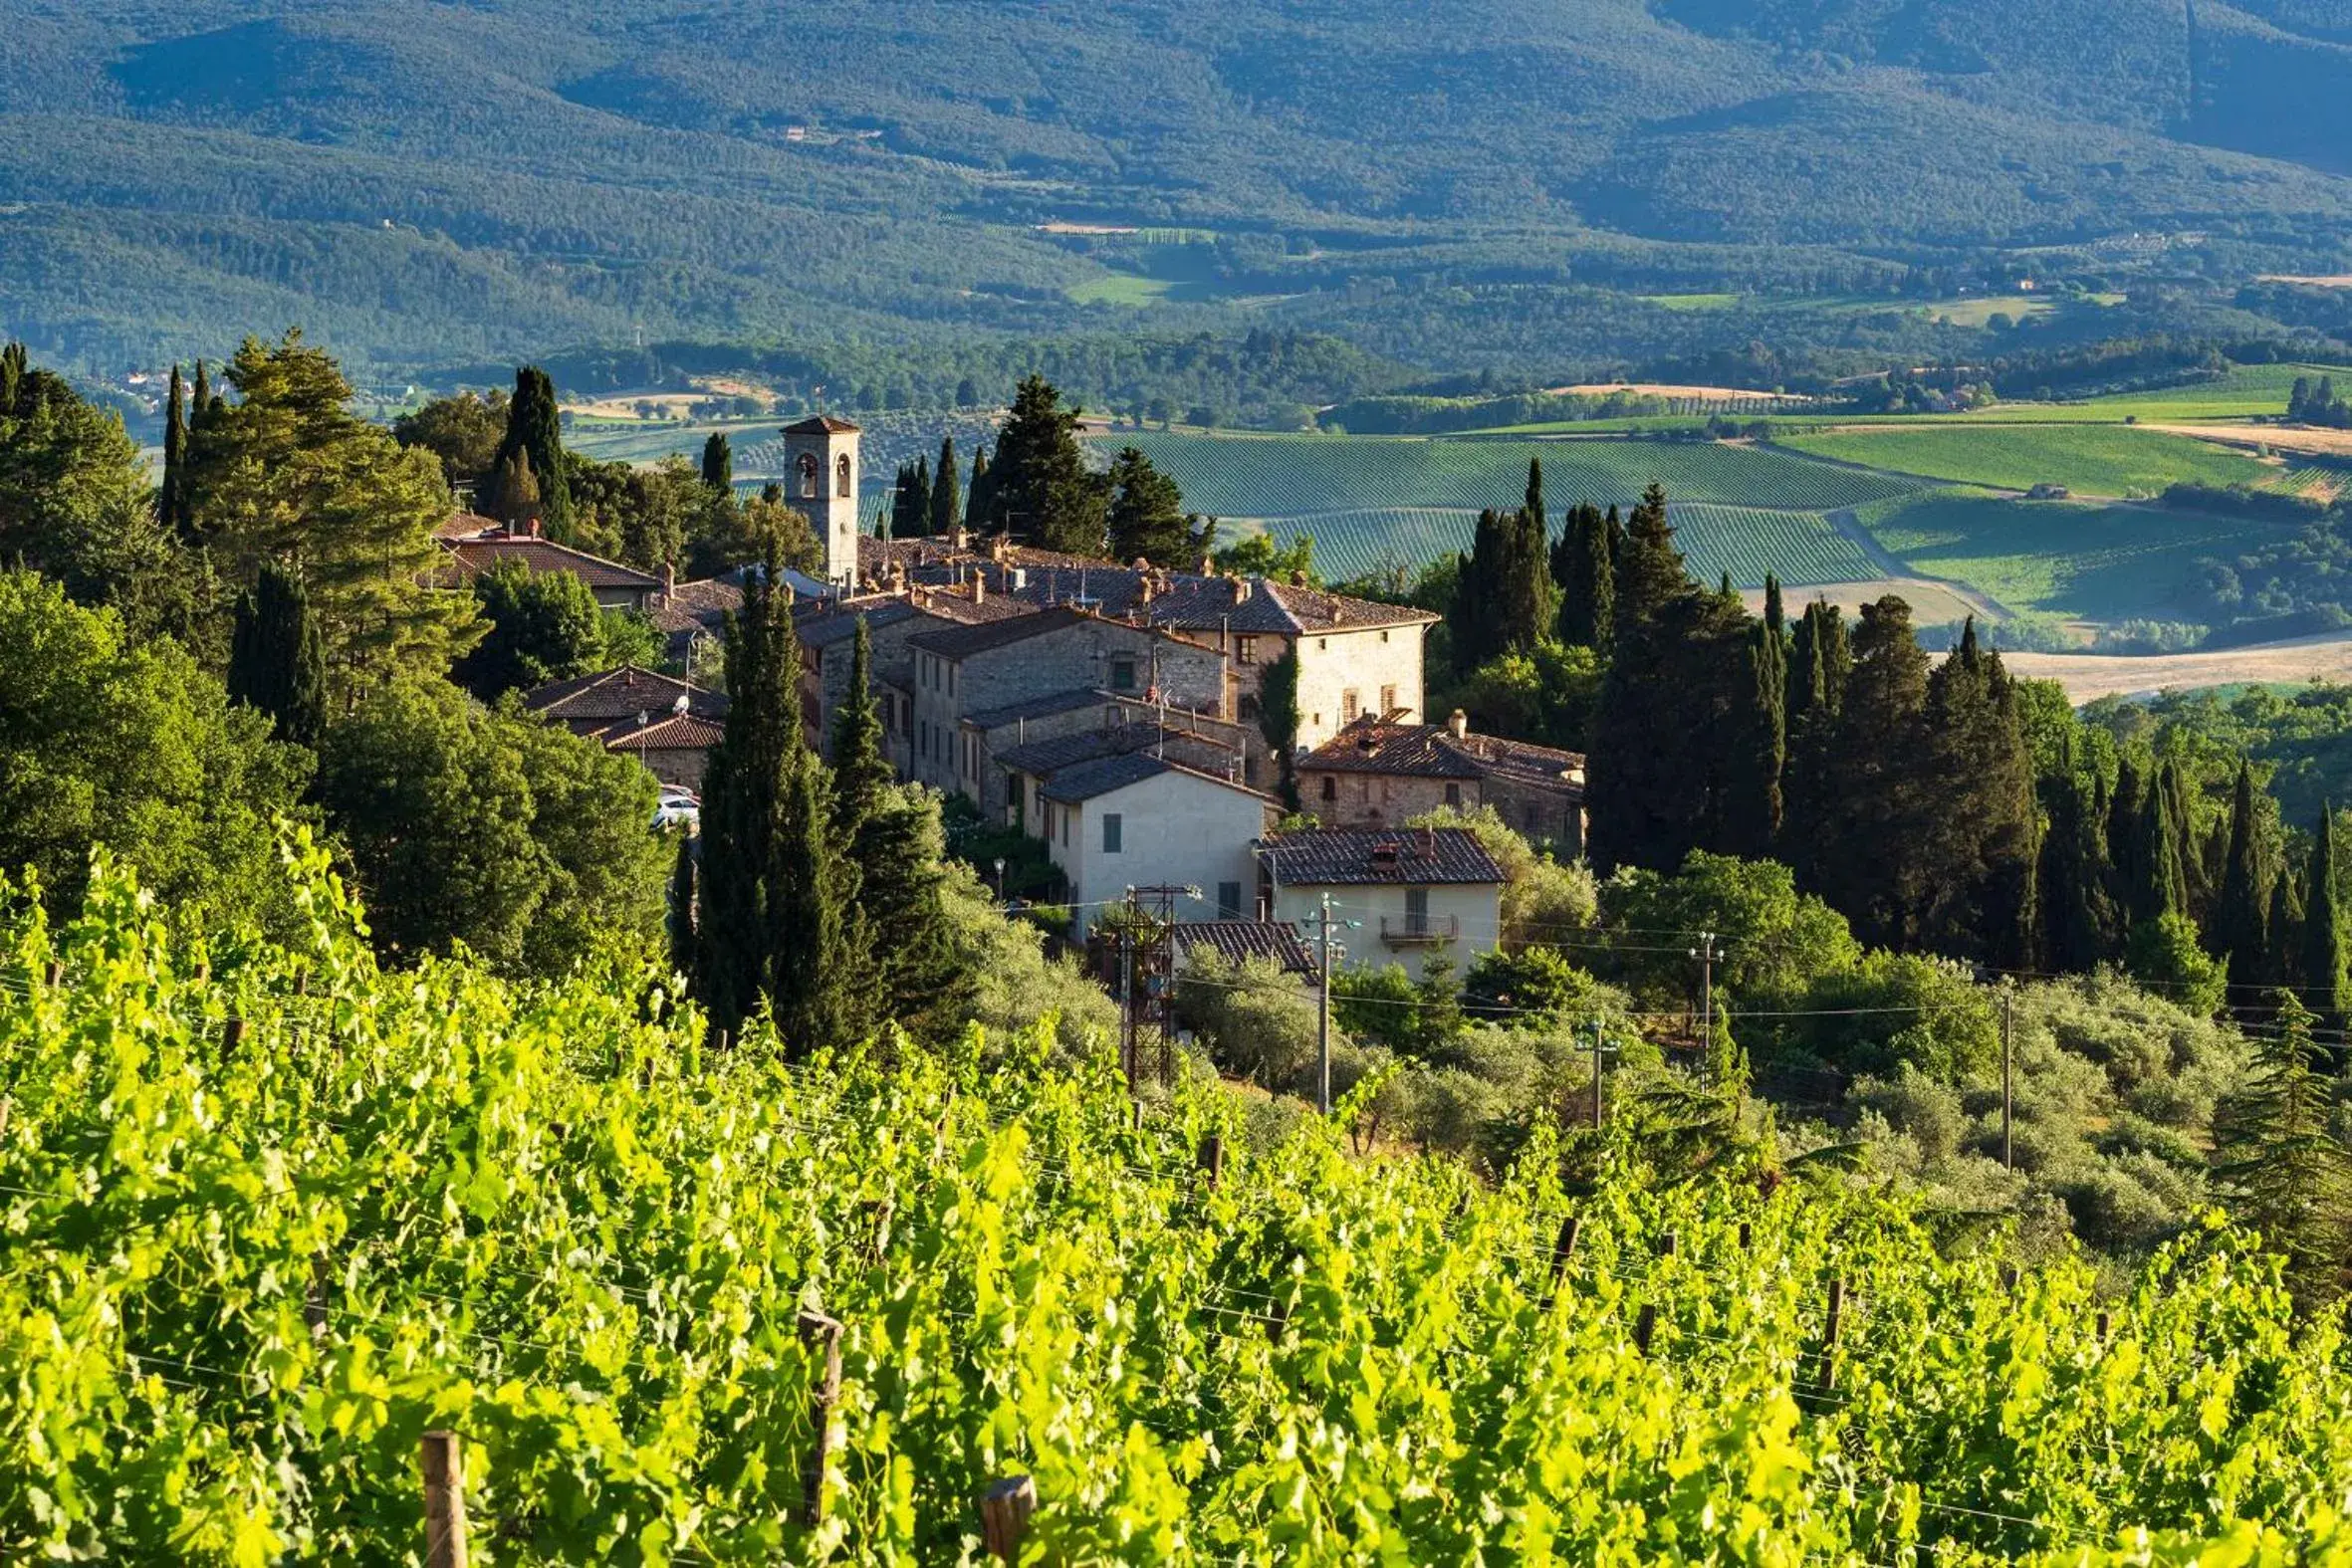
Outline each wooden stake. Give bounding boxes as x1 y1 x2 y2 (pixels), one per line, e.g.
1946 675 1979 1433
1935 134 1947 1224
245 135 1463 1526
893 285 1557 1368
419 1431 469 1568
1999 1263 2019 1294
981 1475 1038 1562
1658 1230 1678 1259
222 1016 247 1060
44 961 63 988
1737 1221 1752 1251
1548 1216 1581 1287
1634 1302 1657 1354
1197 1134 1224 1189
307 1254 332 1340
1820 1277 1845 1393
2094 1309 2111 1342
798 1310 844 1525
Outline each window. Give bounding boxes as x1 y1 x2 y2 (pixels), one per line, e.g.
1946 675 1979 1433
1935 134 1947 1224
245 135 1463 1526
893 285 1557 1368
1102 812 1123 853
919 720 929 758
1239 694 1261 722
1317 637 1327 651
1405 887 1430 934
1445 782 1462 806
1237 636 1258 666
1218 881 1243 920
1320 775 1336 801
797 452 820 500
1381 629 1391 643
1380 685 1397 714
1110 656 1137 692
1342 689 1360 722
835 454 852 498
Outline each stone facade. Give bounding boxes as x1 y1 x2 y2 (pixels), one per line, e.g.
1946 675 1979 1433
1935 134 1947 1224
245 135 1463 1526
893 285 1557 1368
1296 715 1586 855
1032 757 1277 940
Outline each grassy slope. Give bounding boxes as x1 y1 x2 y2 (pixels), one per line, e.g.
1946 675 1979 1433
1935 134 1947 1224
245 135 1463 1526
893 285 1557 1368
1855 490 2293 619
1775 424 2272 496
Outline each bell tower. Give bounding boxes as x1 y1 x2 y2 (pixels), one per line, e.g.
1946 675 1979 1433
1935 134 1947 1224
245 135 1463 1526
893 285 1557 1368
782 414 861 586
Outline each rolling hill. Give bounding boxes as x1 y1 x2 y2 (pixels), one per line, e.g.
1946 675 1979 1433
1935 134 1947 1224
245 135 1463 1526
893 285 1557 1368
11 0 2352 380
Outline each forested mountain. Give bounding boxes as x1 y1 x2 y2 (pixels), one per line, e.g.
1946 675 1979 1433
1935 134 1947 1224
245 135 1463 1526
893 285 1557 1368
12 0 2352 380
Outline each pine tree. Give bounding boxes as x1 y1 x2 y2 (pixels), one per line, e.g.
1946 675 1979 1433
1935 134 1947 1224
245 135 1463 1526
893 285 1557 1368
701 432 733 492
225 559 327 749
159 364 189 541
930 435 961 537
2214 759 2274 997
988 375 1103 553
2214 992 2352 1305
667 834 698 980
1103 446 1196 564
2303 804 2345 1022
489 367 572 537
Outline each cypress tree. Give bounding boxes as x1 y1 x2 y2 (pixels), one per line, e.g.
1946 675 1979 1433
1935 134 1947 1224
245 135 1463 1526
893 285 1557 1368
490 367 572 537
1728 601 1786 856
830 618 895 833
2040 751 2121 974
910 455 932 532
1551 501 1612 651
2132 761 2190 926
2213 992 2352 1306
767 741 871 1052
160 364 189 540
1918 621 2039 963
695 560 799 1040
226 560 327 749
1524 457 1545 547
967 447 995 535
2303 804 2344 1022
2271 860 2307 994
491 448 541 528
701 432 733 492
190 359 214 426
1450 509 1506 672
2214 759 2273 997
667 834 698 980
0 340 24 414
931 435 961 536
1611 484 1684 646
1811 596 1933 949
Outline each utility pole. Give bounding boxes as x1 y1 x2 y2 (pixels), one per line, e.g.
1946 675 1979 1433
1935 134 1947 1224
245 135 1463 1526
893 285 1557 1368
1693 931 1718 1077
1316 891 1335 1116
1118 889 1138 1098
2000 982 2015 1170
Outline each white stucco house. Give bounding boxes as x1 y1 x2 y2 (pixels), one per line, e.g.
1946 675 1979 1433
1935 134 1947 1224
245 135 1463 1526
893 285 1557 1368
1031 753 1278 939
1257 825 1506 980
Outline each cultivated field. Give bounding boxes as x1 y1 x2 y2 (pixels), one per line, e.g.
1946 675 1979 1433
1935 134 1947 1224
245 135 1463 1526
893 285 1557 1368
2004 634 2352 701
1776 424 2272 497
1853 490 2290 619
1102 431 1921 522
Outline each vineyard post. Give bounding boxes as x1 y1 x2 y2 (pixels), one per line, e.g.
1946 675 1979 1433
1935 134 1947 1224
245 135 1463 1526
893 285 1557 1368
419 1431 469 1568
1659 1230 1678 1260
981 1475 1038 1562
1198 1134 1224 1189
1316 892 1333 1116
1821 1277 1845 1392
222 1016 247 1062
1738 1221 1752 1251
798 1310 844 1525
1634 1302 1658 1354
1116 911 1136 1097
1590 1018 1604 1129
1549 1216 1580 1288
45 960 63 988
2000 983 2015 1170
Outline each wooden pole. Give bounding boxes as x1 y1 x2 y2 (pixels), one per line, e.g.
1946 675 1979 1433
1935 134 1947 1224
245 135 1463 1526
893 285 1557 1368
1634 1302 1657 1355
1548 1216 1580 1287
1658 1230 1678 1259
798 1310 844 1525
419 1431 469 1568
222 1016 247 1061
2094 1309 2111 1342
1737 1220 1752 1251
1197 1134 1224 1189
44 961 63 988
981 1474 1038 1562
1820 1277 1845 1393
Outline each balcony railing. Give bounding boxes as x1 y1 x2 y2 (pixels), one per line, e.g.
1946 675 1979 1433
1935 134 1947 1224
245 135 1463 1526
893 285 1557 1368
1379 913 1459 946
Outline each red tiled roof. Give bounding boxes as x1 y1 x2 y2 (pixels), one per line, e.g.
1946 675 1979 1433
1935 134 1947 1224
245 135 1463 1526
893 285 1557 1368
1171 921 1319 979
647 577 743 635
441 537 661 591
1299 718 1585 793
782 414 860 435
522 666 729 726
1259 826 1504 886
595 713 727 751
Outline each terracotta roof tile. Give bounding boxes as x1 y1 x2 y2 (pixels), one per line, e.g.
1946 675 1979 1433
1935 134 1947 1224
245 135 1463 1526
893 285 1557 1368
1299 719 1585 793
1259 826 1504 886
523 666 728 725
1171 921 1319 979
442 537 661 591
595 712 727 750
782 414 860 435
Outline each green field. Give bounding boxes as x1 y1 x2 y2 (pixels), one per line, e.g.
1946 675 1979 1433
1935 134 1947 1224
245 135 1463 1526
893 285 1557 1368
1102 431 1922 519
1066 273 1180 306
1256 503 1881 589
1853 490 2293 619
1776 424 2273 497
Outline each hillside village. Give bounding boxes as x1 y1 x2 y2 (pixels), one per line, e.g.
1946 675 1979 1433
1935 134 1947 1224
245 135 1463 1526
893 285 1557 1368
458 415 1587 989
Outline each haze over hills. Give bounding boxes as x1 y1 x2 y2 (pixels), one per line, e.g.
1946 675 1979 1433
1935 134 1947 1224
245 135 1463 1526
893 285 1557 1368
13 0 2352 382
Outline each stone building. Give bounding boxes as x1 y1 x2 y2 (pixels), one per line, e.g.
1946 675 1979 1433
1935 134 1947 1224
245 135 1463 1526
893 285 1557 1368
1297 711 1587 854
1257 825 1506 980
520 665 731 788
435 517 663 611
1031 754 1278 940
782 415 862 586
997 723 1246 834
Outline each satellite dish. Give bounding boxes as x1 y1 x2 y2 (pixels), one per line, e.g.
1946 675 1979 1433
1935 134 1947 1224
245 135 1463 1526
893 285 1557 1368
673 692 690 716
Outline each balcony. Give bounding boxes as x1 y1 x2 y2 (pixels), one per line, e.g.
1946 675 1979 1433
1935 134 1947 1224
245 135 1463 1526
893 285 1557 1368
1379 913 1458 947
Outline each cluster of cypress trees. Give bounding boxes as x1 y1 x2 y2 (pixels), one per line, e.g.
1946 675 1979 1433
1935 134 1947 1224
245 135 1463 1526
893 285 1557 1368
885 437 967 539
1568 495 2039 963
682 582 962 1050
486 367 570 532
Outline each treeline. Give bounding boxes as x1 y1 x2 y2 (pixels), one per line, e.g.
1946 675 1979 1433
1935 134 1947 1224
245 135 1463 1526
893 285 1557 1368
1426 457 2352 1015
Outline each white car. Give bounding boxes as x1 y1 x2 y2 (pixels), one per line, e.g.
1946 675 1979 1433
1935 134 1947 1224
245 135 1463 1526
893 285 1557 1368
652 785 700 831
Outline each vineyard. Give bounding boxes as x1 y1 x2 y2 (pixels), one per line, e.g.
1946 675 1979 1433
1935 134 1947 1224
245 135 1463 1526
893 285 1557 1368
1776 425 2274 498
7 849 2352 1564
1096 433 1925 519
1289 506 1880 589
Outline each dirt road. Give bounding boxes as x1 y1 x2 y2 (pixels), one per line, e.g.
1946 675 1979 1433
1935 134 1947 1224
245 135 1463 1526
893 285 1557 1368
2004 633 2352 701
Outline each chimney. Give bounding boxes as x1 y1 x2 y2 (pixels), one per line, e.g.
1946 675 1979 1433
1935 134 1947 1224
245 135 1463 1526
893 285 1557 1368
1447 708 1469 742
952 526 970 551
1199 555 1217 577
970 575 985 605
662 560 677 601
1420 825 1436 857
528 516 542 539
1139 576 1156 605
1232 577 1252 604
